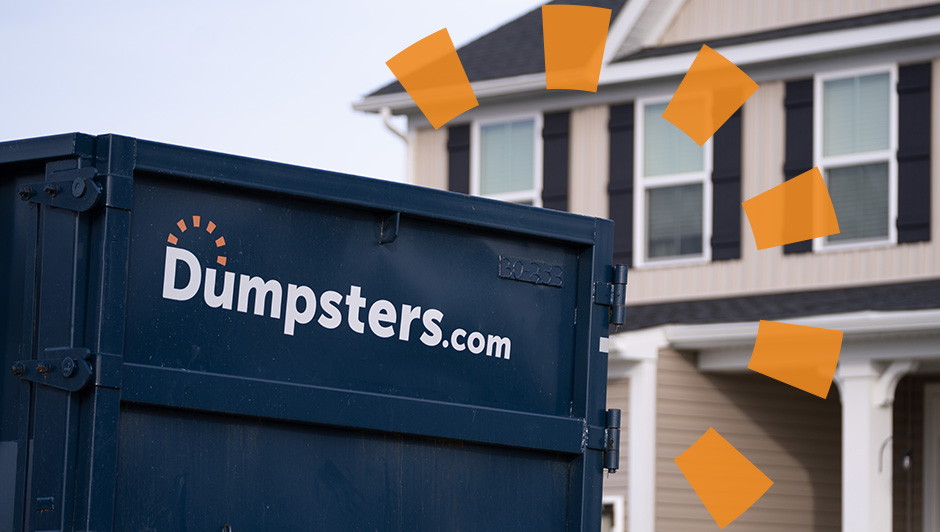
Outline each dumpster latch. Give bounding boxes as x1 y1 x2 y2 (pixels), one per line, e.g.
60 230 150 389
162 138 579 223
585 409 622 473
380 212 400 244
17 167 102 212
11 347 121 392
594 264 628 326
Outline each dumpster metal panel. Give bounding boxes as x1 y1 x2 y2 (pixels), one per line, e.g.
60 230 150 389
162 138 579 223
115 404 571 531
0 133 616 532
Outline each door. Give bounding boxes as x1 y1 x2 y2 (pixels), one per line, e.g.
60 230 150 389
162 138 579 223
2 134 134 532
925 383 940 532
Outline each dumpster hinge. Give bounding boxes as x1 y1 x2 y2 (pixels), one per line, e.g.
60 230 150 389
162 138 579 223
593 264 628 326
584 409 621 473
16 167 102 212
11 347 121 392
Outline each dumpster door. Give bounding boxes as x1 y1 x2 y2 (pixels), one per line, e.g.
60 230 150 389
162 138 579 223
3 135 134 532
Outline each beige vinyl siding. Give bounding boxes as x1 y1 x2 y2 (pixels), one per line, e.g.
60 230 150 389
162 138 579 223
410 126 448 190
659 0 938 46
624 72 940 304
604 377 630 515
656 347 841 531
570 104 611 218
411 67 940 305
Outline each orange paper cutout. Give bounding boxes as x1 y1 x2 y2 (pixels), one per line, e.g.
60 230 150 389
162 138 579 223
675 428 774 529
662 45 758 145
542 5 611 92
748 320 843 398
742 167 840 250
386 29 479 129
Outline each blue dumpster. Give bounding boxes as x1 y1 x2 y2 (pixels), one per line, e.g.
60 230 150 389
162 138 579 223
0 133 622 531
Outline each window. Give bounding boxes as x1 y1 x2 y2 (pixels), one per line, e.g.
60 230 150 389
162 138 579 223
634 99 713 266
471 115 542 205
814 66 898 249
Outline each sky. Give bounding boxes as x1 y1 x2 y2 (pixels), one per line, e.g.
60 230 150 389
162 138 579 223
0 0 544 183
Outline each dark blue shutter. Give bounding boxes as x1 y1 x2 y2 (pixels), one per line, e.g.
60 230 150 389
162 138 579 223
447 125 470 194
711 108 742 260
542 111 570 211
897 62 931 243
608 103 634 267
783 79 814 254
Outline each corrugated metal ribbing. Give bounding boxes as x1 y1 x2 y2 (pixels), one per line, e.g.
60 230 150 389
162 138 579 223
659 0 937 46
655 348 841 532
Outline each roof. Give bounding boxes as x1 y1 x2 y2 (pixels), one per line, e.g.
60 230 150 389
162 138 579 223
617 3 940 61
365 2 940 101
622 279 940 331
368 0 629 97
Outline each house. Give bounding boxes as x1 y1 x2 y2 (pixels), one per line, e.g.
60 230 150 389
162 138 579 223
354 1 940 530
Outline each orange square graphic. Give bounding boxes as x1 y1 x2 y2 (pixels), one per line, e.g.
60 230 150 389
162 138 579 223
748 320 843 398
386 29 478 129
662 45 758 145
542 5 611 92
675 428 774 529
742 167 840 250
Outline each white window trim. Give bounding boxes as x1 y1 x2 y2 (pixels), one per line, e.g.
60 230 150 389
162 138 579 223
633 96 713 268
602 494 626 532
470 113 544 206
925 383 940 532
812 64 898 252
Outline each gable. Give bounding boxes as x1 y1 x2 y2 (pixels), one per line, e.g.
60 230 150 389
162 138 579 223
658 0 939 47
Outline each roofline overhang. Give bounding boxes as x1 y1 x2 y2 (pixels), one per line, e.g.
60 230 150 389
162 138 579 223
353 12 940 115
663 308 940 350
608 308 940 376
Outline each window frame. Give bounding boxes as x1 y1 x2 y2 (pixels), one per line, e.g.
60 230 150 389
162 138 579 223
470 113 544 206
812 64 899 251
633 96 714 268
601 494 625 532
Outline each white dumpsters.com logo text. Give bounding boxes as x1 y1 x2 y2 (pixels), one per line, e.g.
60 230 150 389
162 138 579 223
160 223 511 360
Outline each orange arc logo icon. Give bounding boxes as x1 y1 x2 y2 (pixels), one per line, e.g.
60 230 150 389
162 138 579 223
167 215 227 267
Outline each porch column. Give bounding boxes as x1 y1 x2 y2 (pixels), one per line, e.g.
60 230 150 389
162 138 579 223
627 357 657 532
836 359 916 532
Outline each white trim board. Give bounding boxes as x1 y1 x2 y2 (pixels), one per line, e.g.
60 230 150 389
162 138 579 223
666 309 940 349
663 309 940 373
602 0 651 64
600 15 940 87
607 327 665 532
